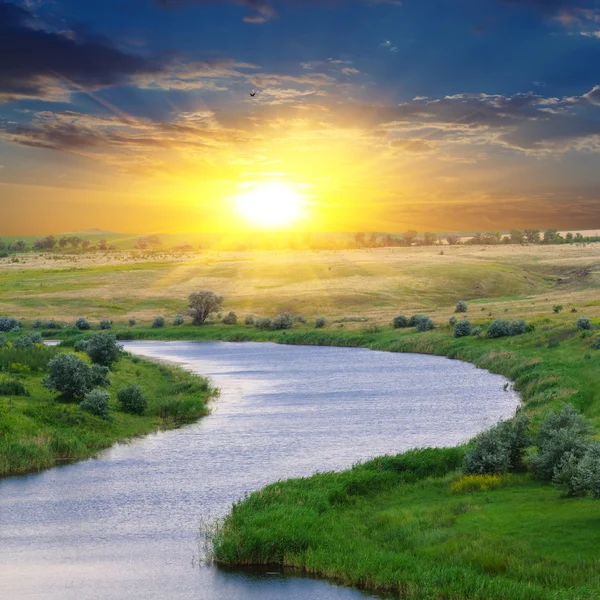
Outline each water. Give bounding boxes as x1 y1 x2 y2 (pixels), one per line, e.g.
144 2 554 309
0 341 520 600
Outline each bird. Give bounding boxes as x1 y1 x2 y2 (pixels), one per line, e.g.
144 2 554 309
250 91 256 97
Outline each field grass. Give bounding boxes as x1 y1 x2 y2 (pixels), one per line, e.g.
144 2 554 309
0 345 216 477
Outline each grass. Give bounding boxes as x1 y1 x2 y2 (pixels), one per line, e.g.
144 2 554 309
0 346 216 477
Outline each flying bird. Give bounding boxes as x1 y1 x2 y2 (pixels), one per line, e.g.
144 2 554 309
250 91 257 97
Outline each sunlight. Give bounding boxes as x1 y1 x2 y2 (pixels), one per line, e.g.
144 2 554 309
232 182 307 229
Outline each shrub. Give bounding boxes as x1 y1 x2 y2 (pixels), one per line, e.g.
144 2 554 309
408 314 427 327
315 317 326 329
0 333 6 348
471 326 482 337
571 307 578 313
530 404 593 481
32 319 43 329
577 317 593 331
463 413 530 475
0 379 29 396
450 474 511 494
0 316 21 332
553 443 600 498
254 317 272 330
593 336 600 349
188 291 224 325
487 319 529 338
84 332 123 367
172 315 184 326
455 300 468 313
128 317 137 327
453 320 472 338
553 305 564 314
448 316 457 327
393 315 409 329
363 324 380 334
244 315 255 325
44 320 61 330
508 319 527 335
100 319 113 330
152 316 166 328
294 315 307 324
79 390 110 419
222 311 238 325
270 312 293 330
13 332 43 348
117 384 148 415
74 318 91 331
415 316 435 332
44 354 110 399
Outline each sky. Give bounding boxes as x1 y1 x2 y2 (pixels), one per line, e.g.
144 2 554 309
3 0 600 234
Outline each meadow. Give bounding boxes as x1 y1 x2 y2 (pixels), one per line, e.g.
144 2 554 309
4 242 600 597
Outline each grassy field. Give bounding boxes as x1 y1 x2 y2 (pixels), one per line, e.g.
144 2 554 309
5 242 600 597
0 343 216 477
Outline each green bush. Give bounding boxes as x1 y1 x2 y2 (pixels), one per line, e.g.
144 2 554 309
244 315 255 325
152 316 166 328
0 380 30 396
13 332 43 348
453 320 472 338
463 413 530 475
0 316 21 332
415 316 435 332
84 332 122 367
79 389 110 419
508 319 527 335
100 319 113 330
553 305 564 314
577 317 593 331
408 314 427 327
75 318 91 331
530 404 592 481
487 319 529 338
294 315 307 324
32 319 43 329
254 317 272 330
393 315 409 329
553 443 600 498
172 315 184 326
363 324 380 334
44 320 61 330
222 311 238 325
128 317 137 327
0 333 6 348
315 317 327 329
270 312 293 330
455 300 468 313
471 326 482 337
593 336 600 349
448 315 457 327
117 384 148 415
44 353 110 399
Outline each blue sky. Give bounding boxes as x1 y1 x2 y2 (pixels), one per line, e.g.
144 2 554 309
2 0 600 233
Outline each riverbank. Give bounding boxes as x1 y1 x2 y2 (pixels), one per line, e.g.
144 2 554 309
0 347 216 477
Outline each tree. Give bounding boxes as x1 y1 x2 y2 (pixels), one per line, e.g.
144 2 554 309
12 240 27 252
58 236 69 249
354 232 366 247
403 230 418 246
84 332 123 367
44 354 109 399
543 229 561 244
423 232 437 246
565 232 574 243
524 229 540 244
510 230 525 244
445 234 461 246
98 239 108 251
81 239 91 250
188 291 224 325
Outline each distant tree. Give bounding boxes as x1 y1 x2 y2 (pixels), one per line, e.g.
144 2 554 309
172 315 185 326
445 234 461 246
543 229 561 244
510 230 525 244
565 232 574 243
188 291 224 325
98 239 108 251
81 239 91 250
524 229 541 244
33 235 56 251
222 311 238 325
152 316 166 328
455 300 468 313
403 230 418 246
423 232 437 246
367 233 379 248
12 240 27 252
136 235 162 250
354 232 366 247
58 236 69 249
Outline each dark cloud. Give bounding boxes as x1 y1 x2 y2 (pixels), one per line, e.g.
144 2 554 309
0 1 164 101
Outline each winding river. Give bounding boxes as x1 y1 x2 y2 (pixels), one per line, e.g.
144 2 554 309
0 341 520 599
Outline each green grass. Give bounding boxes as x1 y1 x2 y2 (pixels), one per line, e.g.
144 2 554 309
0 347 216 477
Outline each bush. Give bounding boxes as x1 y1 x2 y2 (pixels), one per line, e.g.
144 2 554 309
471 326 482 337
453 320 472 338
315 317 326 329
244 315 255 325
487 319 529 338
593 336 600 349
44 353 110 399
0 316 21 332
294 315 307 324
84 332 122 367
117 384 148 415
128 317 137 327
74 318 91 331
0 333 6 348
415 316 435 332
0 379 29 396
455 300 468 313
222 311 238 325
100 319 113 330
393 315 409 329
450 474 511 494
32 319 43 329
172 315 184 326
254 317 272 330
270 312 293 330
79 389 110 419
553 305 564 314
463 413 530 475
363 324 380 334
152 316 166 329
44 320 61 330
553 443 600 498
577 317 593 331
13 332 43 348
530 404 592 481
448 316 457 327
188 291 224 325
408 314 427 327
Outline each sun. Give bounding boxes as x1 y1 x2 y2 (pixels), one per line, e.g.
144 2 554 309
233 182 306 229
